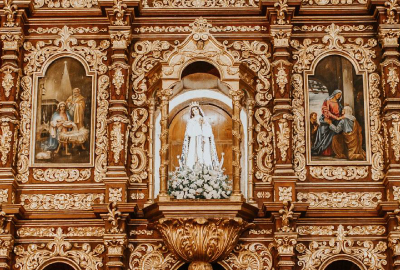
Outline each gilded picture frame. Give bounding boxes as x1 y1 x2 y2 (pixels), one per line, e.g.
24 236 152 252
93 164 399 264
29 54 96 167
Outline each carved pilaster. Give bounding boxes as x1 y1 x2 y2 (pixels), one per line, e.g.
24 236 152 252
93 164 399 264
157 89 172 201
102 203 128 270
104 3 132 203
0 2 23 220
272 232 297 270
389 231 400 270
230 89 245 201
246 99 256 205
378 20 400 200
269 4 296 201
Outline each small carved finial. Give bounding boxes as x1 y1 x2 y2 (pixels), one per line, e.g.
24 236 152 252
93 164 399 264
384 0 399 24
3 0 18 27
274 0 289 25
112 0 128 26
279 200 294 232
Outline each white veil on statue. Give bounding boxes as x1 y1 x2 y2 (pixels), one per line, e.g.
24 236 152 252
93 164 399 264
180 102 222 170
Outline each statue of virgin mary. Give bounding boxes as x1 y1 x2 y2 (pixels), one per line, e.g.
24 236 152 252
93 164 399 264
180 102 222 170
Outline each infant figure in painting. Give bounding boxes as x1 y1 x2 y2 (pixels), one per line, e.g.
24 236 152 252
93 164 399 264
180 102 221 170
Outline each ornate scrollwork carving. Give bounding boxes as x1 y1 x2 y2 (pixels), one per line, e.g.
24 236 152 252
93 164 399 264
1 67 14 97
110 122 124 164
107 202 122 234
385 113 400 161
128 243 180 270
0 190 8 204
29 27 107 34
145 0 258 8
20 193 105 210
226 41 271 106
310 166 368 180
291 23 377 74
276 117 290 162
134 25 267 34
131 41 172 106
369 73 384 180
14 228 105 270
292 74 306 181
109 188 123 203
130 108 148 183
17 227 105 237
297 192 382 208
33 0 98 8
33 168 91 182
301 0 366 5
95 75 110 182
297 225 385 236
296 225 387 270
154 218 252 269
0 123 12 165
293 25 373 32
254 108 273 183
222 243 273 270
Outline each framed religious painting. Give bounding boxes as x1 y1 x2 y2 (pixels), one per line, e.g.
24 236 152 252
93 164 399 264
30 56 96 167
305 54 370 165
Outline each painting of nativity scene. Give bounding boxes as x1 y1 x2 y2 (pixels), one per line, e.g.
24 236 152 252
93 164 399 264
34 57 93 164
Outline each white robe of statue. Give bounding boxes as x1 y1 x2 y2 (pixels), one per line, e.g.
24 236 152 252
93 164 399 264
180 103 221 170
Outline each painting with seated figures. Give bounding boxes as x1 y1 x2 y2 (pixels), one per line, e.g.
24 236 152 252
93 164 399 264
33 57 94 165
307 55 369 164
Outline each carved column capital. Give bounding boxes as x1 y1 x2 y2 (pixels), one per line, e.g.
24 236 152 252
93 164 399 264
272 232 298 270
110 28 131 50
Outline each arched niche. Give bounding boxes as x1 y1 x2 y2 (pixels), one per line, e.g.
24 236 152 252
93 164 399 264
31 54 96 167
39 259 80 270
319 255 366 270
305 53 370 165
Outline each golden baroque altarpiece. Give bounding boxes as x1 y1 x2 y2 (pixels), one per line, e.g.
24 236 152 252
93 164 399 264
0 0 399 270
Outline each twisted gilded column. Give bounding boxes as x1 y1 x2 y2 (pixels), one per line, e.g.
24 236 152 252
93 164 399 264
157 89 172 201
230 89 244 201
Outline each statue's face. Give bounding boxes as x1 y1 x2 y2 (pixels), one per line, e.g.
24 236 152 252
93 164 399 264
192 107 200 116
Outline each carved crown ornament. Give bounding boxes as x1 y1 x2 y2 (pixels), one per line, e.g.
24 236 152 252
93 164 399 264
14 227 105 270
290 23 384 181
18 26 110 183
131 17 273 186
296 225 387 270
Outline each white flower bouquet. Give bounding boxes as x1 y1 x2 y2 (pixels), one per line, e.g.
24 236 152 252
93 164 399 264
168 162 232 199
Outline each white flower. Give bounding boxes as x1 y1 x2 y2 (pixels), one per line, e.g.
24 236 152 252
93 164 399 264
189 189 196 194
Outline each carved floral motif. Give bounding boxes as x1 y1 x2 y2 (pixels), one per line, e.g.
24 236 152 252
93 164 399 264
278 187 292 202
20 193 105 210
297 192 382 208
293 25 373 32
297 225 385 236
276 118 290 162
33 169 91 182
248 229 273 235
17 227 105 237
296 225 387 270
256 191 271 199
222 243 273 270
109 188 123 203
301 0 366 5
0 190 8 204
387 66 399 95
33 0 98 8
145 0 259 8
384 0 399 24
310 166 368 180
134 25 267 34
1 68 14 98
0 123 12 165
28 27 107 34
110 122 124 164
112 68 124 95
130 230 154 236
3 0 18 27
386 113 400 162
128 243 180 270
15 228 105 270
